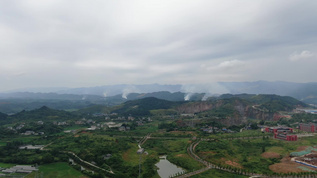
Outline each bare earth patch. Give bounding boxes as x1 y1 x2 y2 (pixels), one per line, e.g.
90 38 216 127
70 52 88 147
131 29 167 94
297 146 309 152
122 149 130 161
200 151 216 155
225 160 243 169
261 152 280 159
176 154 187 158
270 157 308 173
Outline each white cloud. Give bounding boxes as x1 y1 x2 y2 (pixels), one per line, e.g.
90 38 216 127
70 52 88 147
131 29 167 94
218 59 245 69
289 50 315 61
201 59 246 71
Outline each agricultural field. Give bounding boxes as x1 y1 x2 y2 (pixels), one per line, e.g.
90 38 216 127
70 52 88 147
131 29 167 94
196 135 317 175
25 162 86 178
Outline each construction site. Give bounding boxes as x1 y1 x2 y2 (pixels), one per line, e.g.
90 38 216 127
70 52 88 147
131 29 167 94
294 153 317 168
290 146 317 169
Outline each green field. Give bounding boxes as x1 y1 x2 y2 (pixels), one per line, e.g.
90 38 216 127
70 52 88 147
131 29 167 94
0 141 6 146
0 162 15 168
191 169 248 178
63 125 88 131
122 143 148 166
26 162 86 178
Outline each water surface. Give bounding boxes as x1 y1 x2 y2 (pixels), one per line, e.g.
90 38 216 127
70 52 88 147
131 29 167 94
155 156 185 178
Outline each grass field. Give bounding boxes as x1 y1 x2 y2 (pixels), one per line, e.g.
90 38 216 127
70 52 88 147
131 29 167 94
25 162 86 178
63 125 87 131
0 162 15 168
122 143 148 166
130 122 159 135
0 141 6 146
191 169 248 178
0 136 41 143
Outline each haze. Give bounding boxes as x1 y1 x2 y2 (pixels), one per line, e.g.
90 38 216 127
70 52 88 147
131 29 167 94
1 0 317 92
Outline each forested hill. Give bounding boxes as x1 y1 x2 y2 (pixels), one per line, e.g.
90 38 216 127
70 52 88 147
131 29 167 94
112 97 182 116
75 94 307 119
0 94 308 124
0 112 7 119
214 94 307 112
10 106 80 122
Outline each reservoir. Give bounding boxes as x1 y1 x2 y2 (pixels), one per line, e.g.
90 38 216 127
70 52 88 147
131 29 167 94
155 155 185 178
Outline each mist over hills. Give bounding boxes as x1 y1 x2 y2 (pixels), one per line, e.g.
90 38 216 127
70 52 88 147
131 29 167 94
0 94 307 126
0 81 317 114
2 81 317 102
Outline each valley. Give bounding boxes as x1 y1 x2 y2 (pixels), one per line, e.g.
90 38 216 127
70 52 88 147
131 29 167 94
0 93 317 177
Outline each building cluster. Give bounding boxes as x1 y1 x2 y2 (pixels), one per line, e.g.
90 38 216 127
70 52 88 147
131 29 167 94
299 123 317 133
295 109 317 114
118 126 130 131
7 124 26 131
264 127 297 141
53 121 68 126
1 165 38 174
19 145 44 150
74 118 96 125
21 131 45 136
200 126 234 134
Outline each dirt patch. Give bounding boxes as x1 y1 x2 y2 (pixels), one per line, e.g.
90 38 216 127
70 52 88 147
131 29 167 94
170 131 195 135
74 135 80 137
297 146 309 152
176 154 187 158
261 152 280 159
269 157 311 173
200 151 216 155
122 150 130 161
225 160 243 169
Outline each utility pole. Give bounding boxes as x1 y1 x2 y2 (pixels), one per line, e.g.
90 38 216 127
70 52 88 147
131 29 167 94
137 147 144 178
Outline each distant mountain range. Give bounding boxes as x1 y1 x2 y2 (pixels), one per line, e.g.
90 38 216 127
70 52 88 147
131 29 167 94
0 81 317 114
0 94 306 126
2 81 317 102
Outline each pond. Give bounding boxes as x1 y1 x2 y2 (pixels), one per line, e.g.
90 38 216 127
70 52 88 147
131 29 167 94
155 155 185 178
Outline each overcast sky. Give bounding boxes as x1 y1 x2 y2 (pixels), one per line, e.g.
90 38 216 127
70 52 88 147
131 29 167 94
1 0 317 92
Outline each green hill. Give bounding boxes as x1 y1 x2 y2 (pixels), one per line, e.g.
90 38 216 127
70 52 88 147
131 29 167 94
216 94 307 112
112 97 181 116
0 112 7 119
10 106 80 122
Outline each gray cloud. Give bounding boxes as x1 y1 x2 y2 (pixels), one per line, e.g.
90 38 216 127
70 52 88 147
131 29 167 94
289 51 315 61
1 0 317 91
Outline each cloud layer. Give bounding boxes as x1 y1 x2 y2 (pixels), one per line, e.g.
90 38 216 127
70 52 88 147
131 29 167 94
0 0 317 91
